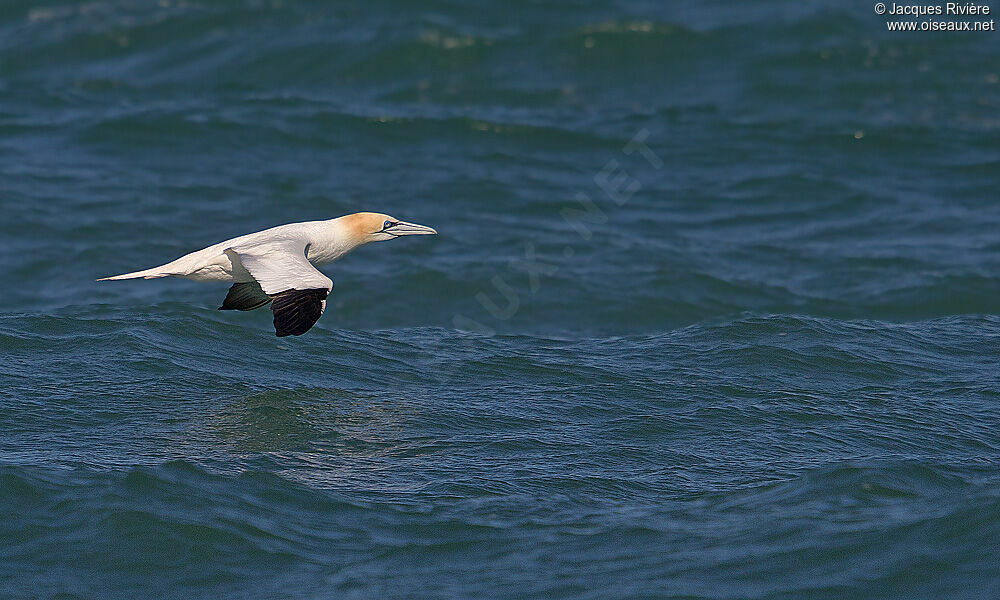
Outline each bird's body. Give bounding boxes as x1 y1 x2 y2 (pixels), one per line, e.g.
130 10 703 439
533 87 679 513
98 212 437 336
105 219 358 284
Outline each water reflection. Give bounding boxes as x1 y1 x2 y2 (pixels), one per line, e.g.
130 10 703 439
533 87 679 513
188 387 428 490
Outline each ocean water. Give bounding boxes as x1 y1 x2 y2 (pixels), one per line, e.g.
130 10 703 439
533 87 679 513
2 0 1000 597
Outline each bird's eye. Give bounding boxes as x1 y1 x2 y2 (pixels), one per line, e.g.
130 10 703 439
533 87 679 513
383 220 394 230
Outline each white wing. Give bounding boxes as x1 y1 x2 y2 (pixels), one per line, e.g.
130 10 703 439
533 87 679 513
225 240 332 295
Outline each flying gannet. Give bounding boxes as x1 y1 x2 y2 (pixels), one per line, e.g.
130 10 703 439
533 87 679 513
98 212 437 337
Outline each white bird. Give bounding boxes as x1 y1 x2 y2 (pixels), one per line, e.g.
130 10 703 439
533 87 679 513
98 212 437 337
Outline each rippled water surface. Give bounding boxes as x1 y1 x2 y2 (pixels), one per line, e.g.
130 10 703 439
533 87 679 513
2 1 1000 598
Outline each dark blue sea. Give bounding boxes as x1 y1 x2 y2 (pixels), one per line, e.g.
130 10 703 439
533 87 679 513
2 1 1000 598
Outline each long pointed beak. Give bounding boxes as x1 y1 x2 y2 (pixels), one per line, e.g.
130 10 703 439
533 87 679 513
391 220 437 236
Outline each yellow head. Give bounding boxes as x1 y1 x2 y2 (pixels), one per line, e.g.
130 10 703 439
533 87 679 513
339 212 438 246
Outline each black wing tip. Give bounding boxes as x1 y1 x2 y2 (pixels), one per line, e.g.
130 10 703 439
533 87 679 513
219 281 271 312
271 288 329 337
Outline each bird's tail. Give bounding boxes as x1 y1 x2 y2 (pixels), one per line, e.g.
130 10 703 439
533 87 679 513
97 266 173 281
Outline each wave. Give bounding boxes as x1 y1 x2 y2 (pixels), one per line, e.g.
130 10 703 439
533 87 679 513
3 454 1000 598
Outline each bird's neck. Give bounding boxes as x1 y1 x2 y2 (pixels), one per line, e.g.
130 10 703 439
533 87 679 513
305 218 369 265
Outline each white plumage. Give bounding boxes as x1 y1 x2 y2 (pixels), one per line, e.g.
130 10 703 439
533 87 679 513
99 212 437 336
